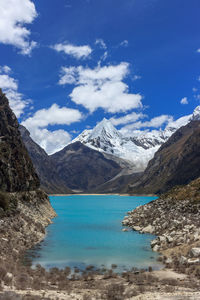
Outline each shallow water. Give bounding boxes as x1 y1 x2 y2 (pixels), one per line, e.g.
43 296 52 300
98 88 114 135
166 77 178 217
27 195 161 271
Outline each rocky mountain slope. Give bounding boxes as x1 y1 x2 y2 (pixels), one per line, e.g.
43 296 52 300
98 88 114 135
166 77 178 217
0 88 55 270
127 120 200 194
0 92 39 192
19 125 72 194
72 106 200 171
51 141 122 192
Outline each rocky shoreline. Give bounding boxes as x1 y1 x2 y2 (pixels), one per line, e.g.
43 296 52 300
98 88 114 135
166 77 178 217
122 190 200 276
1 192 200 299
0 189 56 275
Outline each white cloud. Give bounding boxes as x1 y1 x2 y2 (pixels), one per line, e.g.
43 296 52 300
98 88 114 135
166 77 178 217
120 114 173 135
28 127 72 155
110 112 146 126
95 39 107 49
0 0 37 55
193 87 198 92
0 66 30 117
180 97 188 105
197 49 200 53
120 40 129 47
52 42 92 59
59 62 142 113
22 104 83 154
22 103 83 128
0 65 12 74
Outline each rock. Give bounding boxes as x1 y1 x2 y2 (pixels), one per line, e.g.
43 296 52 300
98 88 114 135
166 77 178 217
2 238 8 242
122 228 129 232
188 258 200 264
151 239 158 248
141 225 154 234
190 248 200 258
132 226 142 231
179 256 187 264
165 257 173 264
152 245 160 252
194 232 200 241
166 235 173 243
158 236 166 243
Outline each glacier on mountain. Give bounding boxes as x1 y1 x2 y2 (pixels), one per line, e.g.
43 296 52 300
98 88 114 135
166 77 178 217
71 106 200 171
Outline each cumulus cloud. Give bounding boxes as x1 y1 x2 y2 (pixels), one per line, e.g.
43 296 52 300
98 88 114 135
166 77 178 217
26 127 71 155
0 65 30 117
197 49 200 53
180 97 188 105
59 62 142 113
0 0 37 55
110 112 146 126
22 104 83 154
52 42 92 59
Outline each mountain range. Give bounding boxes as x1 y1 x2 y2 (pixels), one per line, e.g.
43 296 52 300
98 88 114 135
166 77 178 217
127 120 200 194
19 105 200 194
72 106 200 171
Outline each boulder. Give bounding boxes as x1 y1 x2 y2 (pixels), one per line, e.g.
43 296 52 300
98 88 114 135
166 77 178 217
152 244 160 252
166 235 173 243
190 248 200 258
151 239 158 248
188 258 200 264
132 226 142 231
179 256 187 264
165 257 173 264
141 225 154 234
158 236 166 243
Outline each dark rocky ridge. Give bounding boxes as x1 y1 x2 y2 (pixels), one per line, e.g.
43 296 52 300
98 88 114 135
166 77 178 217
51 141 122 192
19 125 72 194
0 90 39 192
127 121 200 195
0 88 56 282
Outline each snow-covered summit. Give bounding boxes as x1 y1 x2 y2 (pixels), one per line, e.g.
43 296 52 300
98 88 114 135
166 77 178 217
71 106 200 170
89 118 121 140
191 105 200 121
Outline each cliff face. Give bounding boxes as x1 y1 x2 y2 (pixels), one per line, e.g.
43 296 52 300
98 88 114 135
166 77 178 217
19 125 72 194
127 121 200 194
0 88 56 265
0 90 39 192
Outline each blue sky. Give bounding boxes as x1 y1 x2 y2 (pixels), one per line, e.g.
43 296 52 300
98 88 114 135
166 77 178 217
0 0 200 153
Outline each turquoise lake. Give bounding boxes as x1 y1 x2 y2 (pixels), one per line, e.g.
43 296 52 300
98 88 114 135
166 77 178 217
28 195 161 271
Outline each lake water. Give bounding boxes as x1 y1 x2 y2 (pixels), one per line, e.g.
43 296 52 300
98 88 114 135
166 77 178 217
27 195 161 271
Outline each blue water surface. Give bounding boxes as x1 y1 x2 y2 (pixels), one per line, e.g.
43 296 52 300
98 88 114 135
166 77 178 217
28 195 161 271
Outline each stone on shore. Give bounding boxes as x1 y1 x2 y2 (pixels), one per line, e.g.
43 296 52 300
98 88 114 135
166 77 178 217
190 247 200 258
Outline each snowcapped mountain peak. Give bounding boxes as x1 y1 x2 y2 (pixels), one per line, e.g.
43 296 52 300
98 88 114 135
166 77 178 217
89 118 121 139
191 106 200 121
71 106 200 170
